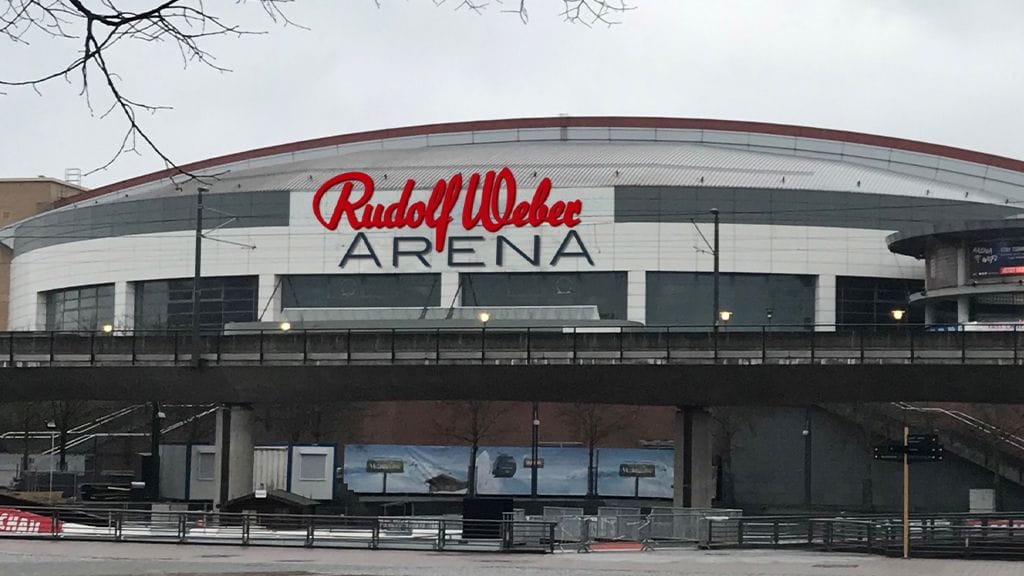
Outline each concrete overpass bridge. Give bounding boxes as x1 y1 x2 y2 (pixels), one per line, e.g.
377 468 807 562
3 326 1023 510
1 326 1023 404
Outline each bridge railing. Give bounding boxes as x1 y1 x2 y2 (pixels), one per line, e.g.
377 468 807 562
1 323 1023 366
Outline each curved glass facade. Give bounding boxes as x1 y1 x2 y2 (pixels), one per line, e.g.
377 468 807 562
44 284 115 331
646 272 815 328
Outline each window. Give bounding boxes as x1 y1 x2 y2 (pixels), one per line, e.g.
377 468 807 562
836 276 923 328
134 276 258 332
44 284 115 331
281 274 441 309
196 451 216 481
299 453 327 481
646 272 815 329
460 272 628 320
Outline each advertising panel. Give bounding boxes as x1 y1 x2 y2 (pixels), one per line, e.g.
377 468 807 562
475 447 589 496
0 508 60 534
968 239 1024 278
343 445 676 498
343 445 469 494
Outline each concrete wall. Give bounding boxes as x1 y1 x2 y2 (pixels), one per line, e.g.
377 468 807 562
727 406 1024 513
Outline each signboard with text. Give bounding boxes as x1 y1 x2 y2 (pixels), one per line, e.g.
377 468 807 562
366 459 405 474
968 239 1024 278
0 508 60 534
312 168 594 269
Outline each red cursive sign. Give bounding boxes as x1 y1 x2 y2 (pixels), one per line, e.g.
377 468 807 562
312 167 582 252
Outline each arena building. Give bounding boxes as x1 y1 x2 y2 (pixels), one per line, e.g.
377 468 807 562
6 116 1024 333
7 117 1024 511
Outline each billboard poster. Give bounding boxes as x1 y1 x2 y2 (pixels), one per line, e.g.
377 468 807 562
475 447 589 496
0 508 60 533
968 239 1024 278
343 445 469 494
343 445 676 498
595 448 674 498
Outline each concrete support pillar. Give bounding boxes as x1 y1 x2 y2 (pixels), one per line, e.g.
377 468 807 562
256 274 280 322
814 274 837 332
113 281 134 331
214 404 255 508
957 295 970 324
627 270 646 324
673 406 714 508
440 272 460 310
924 301 936 326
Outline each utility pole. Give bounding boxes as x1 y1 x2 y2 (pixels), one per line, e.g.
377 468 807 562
711 208 720 329
903 425 910 559
531 402 540 498
191 186 207 369
803 408 812 510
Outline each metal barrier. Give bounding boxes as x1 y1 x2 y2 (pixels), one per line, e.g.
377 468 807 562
702 513 1024 559
0 506 557 553
4 324 1024 367
535 507 742 552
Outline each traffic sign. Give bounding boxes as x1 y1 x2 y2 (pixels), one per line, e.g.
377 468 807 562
873 442 944 462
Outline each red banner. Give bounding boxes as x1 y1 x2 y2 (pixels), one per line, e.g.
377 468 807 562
0 508 60 534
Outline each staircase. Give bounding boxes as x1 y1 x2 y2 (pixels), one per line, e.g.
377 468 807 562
822 402 1024 488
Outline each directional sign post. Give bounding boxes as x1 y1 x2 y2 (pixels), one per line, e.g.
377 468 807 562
367 459 404 494
620 463 656 499
872 429 945 559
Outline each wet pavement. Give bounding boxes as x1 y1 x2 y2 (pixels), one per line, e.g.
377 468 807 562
1 539 1022 576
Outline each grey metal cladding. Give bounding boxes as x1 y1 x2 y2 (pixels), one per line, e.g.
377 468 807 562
613 186 1024 229
13 190 290 256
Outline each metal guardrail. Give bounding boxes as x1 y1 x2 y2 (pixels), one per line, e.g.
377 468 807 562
702 513 1024 559
0 506 557 553
4 324 1024 367
539 507 743 552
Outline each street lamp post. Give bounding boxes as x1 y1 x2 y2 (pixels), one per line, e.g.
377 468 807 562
45 420 56 502
478 311 490 364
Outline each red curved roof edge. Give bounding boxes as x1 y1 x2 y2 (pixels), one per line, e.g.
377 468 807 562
59 116 1024 208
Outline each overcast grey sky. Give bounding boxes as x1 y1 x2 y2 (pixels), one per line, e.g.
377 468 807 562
2 1 1023 188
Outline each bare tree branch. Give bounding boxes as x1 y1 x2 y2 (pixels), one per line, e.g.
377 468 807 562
3 1 633 182
0 0 298 182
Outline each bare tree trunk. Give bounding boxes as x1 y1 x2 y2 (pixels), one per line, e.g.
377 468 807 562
468 442 478 497
587 442 595 497
21 428 30 475
59 428 68 471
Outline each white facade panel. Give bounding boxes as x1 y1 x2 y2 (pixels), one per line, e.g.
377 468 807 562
253 446 289 491
609 128 655 141
427 132 473 147
703 131 750 145
290 445 335 501
654 129 702 142
517 128 561 141
472 129 518 144
189 445 217 502
567 127 610 140
159 445 188 500
796 137 845 155
748 133 796 151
